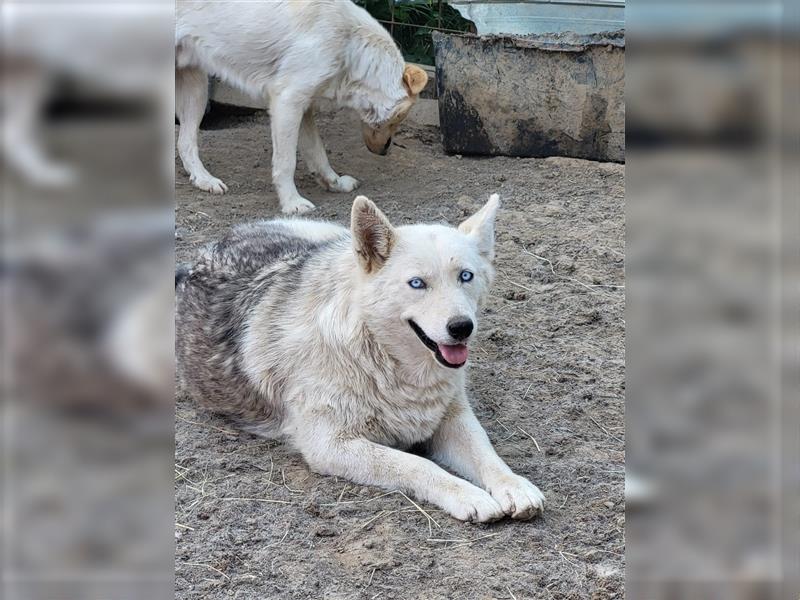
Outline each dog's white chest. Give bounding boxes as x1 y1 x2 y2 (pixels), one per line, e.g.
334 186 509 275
363 383 454 449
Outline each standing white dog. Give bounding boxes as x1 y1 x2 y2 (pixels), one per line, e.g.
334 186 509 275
176 1 428 214
176 194 546 522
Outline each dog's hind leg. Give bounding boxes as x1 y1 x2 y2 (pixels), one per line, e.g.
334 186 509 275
269 93 316 215
176 67 228 195
299 108 359 194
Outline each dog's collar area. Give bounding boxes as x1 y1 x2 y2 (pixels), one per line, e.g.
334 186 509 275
408 320 466 369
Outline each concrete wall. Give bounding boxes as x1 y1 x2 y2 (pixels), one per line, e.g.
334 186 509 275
434 31 625 162
451 0 625 36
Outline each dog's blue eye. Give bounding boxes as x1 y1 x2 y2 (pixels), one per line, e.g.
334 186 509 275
408 277 426 289
459 270 474 282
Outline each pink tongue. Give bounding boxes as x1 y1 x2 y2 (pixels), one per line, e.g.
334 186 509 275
438 343 469 365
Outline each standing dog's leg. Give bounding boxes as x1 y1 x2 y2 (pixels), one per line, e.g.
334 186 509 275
1 58 75 187
269 93 315 215
428 399 545 519
298 108 359 194
295 423 505 523
176 67 227 195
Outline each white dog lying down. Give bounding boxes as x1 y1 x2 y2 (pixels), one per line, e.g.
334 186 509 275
175 1 428 214
176 194 546 522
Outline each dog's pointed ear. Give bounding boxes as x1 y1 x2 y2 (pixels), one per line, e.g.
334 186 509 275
351 195 395 273
458 193 500 261
402 64 428 96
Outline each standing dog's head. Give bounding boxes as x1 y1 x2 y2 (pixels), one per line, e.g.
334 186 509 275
351 194 499 371
361 65 428 156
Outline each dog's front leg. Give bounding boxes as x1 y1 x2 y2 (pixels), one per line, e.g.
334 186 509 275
294 424 505 523
299 109 359 194
428 398 545 519
269 93 315 215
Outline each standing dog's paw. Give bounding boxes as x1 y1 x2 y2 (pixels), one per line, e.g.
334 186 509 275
332 175 360 192
281 196 316 215
487 474 545 520
191 174 228 195
441 484 505 523
325 175 360 193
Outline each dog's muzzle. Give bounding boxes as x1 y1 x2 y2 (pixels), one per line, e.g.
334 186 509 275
408 320 469 368
370 137 391 156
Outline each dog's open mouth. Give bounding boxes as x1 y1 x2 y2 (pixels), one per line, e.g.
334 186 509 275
408 320 468 368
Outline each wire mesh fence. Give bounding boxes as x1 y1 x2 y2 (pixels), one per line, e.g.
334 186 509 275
353 0 475 65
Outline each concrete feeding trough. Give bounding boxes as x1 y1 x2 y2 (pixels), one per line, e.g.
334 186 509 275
432 30 625 162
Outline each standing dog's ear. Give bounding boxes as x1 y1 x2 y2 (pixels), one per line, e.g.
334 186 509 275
352 196 395 273
458 193 500 261
402 64 428 96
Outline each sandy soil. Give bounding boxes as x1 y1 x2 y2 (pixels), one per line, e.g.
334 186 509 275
175 106 625 600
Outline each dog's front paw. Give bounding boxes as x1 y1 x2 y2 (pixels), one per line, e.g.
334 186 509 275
486 474 545 520
191 174 228 195
441 484 505 523
281 196 316 215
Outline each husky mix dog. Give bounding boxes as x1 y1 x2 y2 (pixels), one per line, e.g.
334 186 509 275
175 0 429 214
176 194 545 522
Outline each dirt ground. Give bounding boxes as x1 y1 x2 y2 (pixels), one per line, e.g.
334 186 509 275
175 105 625 600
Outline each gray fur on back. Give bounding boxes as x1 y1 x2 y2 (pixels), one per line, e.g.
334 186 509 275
176 221 348 428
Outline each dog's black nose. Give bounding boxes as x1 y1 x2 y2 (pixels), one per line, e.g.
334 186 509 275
447 317 474 341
